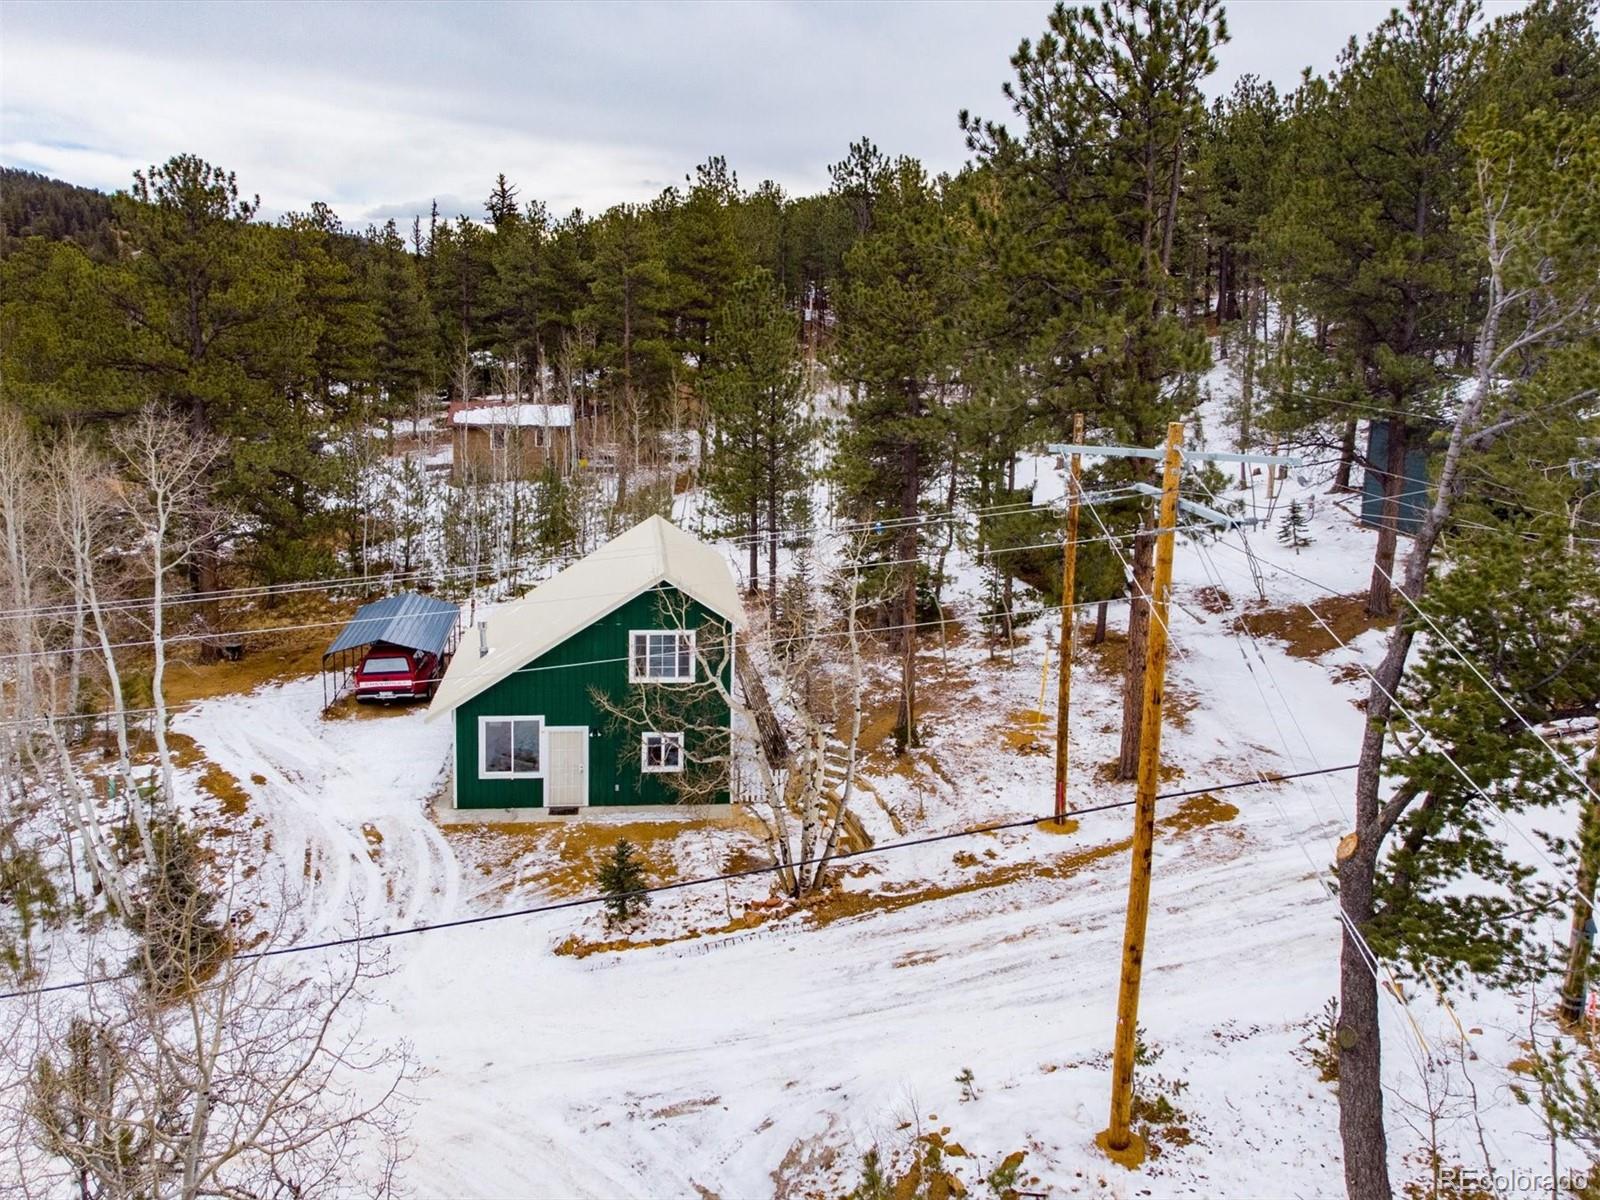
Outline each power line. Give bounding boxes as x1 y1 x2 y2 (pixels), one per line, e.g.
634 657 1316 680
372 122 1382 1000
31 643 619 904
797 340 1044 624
1205 534 1600 914
0 763 1358 1002
0 488 1146 624
0 585 1183 731
0 514 1191 668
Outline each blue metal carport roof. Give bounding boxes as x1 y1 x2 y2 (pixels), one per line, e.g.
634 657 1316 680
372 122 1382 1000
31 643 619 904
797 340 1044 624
324 592 459 661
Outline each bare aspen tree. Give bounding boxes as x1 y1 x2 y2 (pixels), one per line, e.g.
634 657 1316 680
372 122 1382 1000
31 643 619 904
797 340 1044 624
114 407 226 808
5 870 416 1199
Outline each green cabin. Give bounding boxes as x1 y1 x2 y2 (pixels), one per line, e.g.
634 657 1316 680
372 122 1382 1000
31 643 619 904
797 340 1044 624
426 516 747 812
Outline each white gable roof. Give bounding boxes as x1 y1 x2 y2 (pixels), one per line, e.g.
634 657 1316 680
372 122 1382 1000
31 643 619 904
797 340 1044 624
451 403 574 428
426 515 746 720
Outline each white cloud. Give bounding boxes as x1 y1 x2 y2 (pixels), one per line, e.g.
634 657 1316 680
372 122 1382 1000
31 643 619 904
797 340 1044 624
1 0 1530 222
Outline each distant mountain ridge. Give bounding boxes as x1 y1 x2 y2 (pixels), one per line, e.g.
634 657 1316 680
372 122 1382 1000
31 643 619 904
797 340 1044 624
1 167 117 259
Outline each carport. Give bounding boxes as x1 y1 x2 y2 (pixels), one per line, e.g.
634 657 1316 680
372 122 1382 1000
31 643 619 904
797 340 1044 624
321 592 461 709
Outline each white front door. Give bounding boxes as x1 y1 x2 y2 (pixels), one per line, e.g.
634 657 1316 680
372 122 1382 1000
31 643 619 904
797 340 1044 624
546 727 588 808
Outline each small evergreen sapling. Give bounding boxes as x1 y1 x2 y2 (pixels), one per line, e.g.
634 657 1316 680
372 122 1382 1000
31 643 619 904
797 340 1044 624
598 837 651 927
1276 499 1313 553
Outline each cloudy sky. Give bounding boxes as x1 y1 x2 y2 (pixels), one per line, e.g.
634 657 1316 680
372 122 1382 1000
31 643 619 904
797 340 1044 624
3 0 1527 226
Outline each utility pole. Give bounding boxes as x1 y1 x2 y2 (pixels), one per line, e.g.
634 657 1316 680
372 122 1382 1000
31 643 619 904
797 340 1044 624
1040 428 1300 1166
1054 413 1084 824
1098 422 1183 1164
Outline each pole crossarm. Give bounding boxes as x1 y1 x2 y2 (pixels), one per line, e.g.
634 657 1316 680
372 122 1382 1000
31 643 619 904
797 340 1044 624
1127 483 1261 530
1047 442 1303 469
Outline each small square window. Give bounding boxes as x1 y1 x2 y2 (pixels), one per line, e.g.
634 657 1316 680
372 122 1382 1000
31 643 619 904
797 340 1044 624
629 630 695 682
490 428 508 450
642 732 684 773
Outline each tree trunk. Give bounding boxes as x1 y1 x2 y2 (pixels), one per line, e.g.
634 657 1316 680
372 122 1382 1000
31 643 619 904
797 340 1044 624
1117 527 1155 780
767 465 779 624
1337 840 1389 1200
748 497 760 594
1560 754 1600 1022
1367 419 1409 618
896 432 920 752
1334 417 1359 492
1092 601 1108 646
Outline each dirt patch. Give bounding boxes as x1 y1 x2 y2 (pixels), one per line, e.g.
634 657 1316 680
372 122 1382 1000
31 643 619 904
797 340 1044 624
1160 793 1240 834
323 696 427 721
1235 592 1392 660
1034 818 1081 836
650 1095 722 1120
1000 706 1052 756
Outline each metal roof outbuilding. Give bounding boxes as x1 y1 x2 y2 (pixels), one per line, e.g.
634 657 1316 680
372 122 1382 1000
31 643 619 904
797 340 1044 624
324 592 460 662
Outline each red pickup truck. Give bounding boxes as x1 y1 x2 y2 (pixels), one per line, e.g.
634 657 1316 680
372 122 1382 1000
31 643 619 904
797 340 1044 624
352 645 442 703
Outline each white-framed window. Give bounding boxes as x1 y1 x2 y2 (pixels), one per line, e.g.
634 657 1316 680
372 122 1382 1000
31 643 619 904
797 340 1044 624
641 731 684 773
490 427 508 450
478 715 543 778
629 630 695 683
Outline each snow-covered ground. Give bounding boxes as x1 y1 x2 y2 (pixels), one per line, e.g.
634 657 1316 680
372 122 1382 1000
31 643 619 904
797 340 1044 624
121 465 1558 1198
8 357 1571 1196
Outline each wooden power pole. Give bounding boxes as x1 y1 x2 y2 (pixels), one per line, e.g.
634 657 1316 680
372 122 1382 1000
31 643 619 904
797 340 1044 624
1054 413 1084 824
1099 421 1184 1164
1040 425 1301 1167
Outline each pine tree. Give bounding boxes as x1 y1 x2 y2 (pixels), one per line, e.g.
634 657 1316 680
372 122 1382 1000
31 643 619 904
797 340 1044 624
665 157 749 367
964 0 1223 779
597 838 651 926
830 156 964 751
126 814 229 999
1275 500 1312 552
1273 0 1486 616
701 270 817 613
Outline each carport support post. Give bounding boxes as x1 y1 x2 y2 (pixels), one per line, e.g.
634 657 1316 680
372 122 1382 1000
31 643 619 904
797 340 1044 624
1099 421 1183 1165
1053 412 1084 824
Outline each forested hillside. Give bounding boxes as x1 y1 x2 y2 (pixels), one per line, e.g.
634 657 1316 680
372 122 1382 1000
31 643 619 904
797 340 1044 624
3 1 1600 1197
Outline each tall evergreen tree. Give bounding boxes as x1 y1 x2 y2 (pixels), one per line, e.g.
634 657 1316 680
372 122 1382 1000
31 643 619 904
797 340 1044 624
964 0 1223 778
666 157 749 368
702 270 817 614
1278 0 1487 617
831 157 965 751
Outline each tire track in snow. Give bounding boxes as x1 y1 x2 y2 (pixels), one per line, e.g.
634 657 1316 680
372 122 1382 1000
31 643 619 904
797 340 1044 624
175 678 459 937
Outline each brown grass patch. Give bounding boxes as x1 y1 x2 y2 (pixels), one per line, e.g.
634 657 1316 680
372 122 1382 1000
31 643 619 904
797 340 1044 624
443 818 704 898
1235 593 1392 660
1034 818 1081 836
1082 628 1130 674
806 794 1237 927
553 905 776 959
161 592 363 705
1160 793 1239 834
197 762 250 817
164 732 207 769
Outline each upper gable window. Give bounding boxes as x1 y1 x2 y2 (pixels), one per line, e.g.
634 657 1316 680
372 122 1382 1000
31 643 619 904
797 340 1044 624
629 630 695 683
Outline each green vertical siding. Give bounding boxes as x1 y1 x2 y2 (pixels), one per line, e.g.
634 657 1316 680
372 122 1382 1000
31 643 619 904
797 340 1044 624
452 585 733 809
